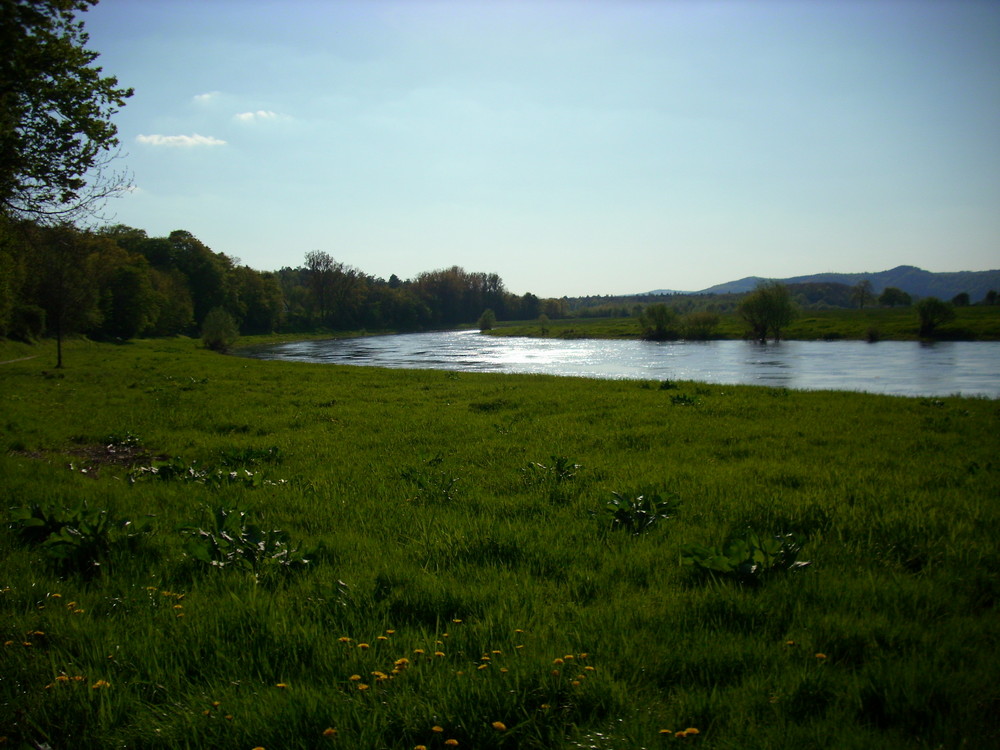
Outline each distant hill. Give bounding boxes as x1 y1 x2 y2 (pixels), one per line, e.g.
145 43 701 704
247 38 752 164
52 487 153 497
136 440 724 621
649 266 1000 302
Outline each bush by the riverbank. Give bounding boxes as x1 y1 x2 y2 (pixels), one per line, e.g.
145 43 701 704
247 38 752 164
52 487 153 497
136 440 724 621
2 337 998 748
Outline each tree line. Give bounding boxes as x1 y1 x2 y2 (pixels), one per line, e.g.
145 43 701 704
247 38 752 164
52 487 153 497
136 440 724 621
0 220 560 348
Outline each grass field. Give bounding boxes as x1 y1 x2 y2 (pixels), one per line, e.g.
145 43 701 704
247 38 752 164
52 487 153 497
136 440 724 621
489 306 1000 341
2 335 999 749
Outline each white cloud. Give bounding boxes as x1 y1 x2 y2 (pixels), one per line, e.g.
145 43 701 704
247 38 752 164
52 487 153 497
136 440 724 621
234 110 281 122
136 134 227 147
193 91 221 104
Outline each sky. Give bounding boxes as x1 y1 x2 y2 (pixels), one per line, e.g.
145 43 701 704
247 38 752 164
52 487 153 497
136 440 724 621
82 0 1000 298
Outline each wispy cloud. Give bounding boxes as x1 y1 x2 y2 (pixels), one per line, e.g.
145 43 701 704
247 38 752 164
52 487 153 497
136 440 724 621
234 110 282 122
193 91 221 104
136 134 227 147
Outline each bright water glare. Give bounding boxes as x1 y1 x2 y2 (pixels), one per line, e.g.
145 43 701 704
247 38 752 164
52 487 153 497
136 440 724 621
244 331 1000 398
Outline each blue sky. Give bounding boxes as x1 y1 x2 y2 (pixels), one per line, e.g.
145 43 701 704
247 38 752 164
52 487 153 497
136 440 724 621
84 0 1000 297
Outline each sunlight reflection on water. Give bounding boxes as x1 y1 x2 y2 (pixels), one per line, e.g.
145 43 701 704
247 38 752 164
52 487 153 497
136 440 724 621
243 331 1000 398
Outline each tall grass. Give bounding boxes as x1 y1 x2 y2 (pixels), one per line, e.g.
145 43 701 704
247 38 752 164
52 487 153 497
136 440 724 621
2 336 998 748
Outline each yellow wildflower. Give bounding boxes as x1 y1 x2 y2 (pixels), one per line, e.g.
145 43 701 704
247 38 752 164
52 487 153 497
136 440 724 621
276 683 288 689
357 642 370 650
431 726 444 733
815 653 827 660
349 674 362 681
91 680 110 689
323 728 337 737
338 636 352 643
684 728 700 735
553 658 564 665
491 721 507 731
444 740 459 747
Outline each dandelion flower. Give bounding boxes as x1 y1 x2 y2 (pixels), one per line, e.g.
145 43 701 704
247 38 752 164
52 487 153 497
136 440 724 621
56 675 70 682
413 648 425 655
349 674 362 681
323 728 337 737
584 665 596 671
815 653 827 660
452 619 462 624
432 726 444 733
91 680 110 689
659 729 673 735
500 668 509 673
684 728 700 735
386 629 395 635
357 643 370 650
225 715 233 720
338 636 352 643
571 680 581 687
211 701 221 707
444 740 459 747
552 658 564 665
434 651 445 657
515 628 524 634
276 683 288 689
675 731 688 739
491 721 507 731
377 635 388 641
415 746 427 750
357 683 370 691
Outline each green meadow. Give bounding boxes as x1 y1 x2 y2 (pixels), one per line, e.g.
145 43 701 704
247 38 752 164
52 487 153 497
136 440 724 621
489 305 1000 341
2 336 999 749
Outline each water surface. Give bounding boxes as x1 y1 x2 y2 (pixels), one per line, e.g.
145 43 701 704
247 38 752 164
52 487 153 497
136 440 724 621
244 331 1000 398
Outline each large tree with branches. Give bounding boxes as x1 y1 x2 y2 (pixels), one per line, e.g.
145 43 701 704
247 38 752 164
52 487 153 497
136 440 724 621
0 0 133 221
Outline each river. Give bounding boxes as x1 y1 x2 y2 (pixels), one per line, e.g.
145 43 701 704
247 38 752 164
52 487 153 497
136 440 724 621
242 331 1000 398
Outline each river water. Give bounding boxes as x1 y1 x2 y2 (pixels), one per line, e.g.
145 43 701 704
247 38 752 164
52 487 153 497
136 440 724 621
243 331 1000 398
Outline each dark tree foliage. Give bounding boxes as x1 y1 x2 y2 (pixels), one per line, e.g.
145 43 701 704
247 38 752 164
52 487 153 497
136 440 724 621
0 0 133 220
916 297 955 337
638 303 678 340
878 286 912 307
738 281 797 342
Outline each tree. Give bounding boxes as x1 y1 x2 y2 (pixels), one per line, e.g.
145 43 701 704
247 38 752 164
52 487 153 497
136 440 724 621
201 307 239 353
638 303 678 340
915 297 955 337
951 292 970 307
1 0 133 220
679 311 720 340
878 286 911 307
738 281 796 342
850 279 874 309
26 223 101 366
477 308 496 332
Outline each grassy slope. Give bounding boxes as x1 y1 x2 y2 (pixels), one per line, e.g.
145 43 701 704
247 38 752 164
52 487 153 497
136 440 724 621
489 306 1000 341
2 337 999 749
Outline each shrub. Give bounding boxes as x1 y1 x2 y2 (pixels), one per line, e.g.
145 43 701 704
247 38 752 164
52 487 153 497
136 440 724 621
915 297 955 337
200 307 239 352
478 308 496 331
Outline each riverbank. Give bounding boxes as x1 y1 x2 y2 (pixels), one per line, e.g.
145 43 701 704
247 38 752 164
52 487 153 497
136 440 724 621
488 305 1000 341
2 336 998 748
